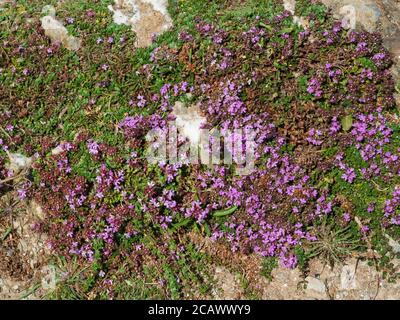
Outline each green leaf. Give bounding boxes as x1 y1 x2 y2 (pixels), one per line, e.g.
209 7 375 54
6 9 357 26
19 283 41 300
395 81 400 94
341 115 353 132
213 206 238 217
259 22 273 31
1 226 12 242
280 27 293 34
203 222 211 236
172 218 192 230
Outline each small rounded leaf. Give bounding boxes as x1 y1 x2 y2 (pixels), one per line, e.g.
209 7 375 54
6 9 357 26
341 115 353 132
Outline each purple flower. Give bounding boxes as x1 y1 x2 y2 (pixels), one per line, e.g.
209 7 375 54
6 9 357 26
17 188 27 200
356 42 368 52
136 94 147 107
306 128 323 146
367 202 375 213
330 117 340 134
373 53 385 60
280 254 297 269
342 168 356 184
179 31 193 42
307 78 323 97
343 212 351 222
87 139 100 155
361 225 370 234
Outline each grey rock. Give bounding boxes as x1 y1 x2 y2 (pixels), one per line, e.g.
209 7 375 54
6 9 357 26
41 4 56 17
40 14 81 51
385 234 400 254
305 276 327 293
6 153 32 174
213 266 243 300
321 0 381 32
340 264 357 290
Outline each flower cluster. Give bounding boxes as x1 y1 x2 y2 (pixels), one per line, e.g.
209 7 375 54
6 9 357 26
384 187 400 225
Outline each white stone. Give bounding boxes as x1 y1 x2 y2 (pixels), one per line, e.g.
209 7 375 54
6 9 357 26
108 0 172 47
293 16 310 29
282 0 310 29
340 264 357 290
6 152 32 174
40 14 81 51
385 234 400 254
339 5 357 29
321 0 381 33
142 0 169 16
29 201 45 220
51 145 64 155
283 0 296 15
108 0 141 26
172 102 206 146
306 276 326 293
41 4 56 17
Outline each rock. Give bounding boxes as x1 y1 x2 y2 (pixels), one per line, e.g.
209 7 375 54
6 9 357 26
108 0 172 47
262 266 305 300
321 0 381 32
376 0 400 37
172 101 206 146
283 0 296 14
384 37 400 62
339 5 357 29
6 153 32 174
29 201 45 220
51 146 63 155
385 234 400 254
306 276 327 293
213 266 243 300
108 0 141 25
340 264 357 290
395 93 400 111
293 16 310 29
40 13 81 51
41 4 56 17
282 0 310 29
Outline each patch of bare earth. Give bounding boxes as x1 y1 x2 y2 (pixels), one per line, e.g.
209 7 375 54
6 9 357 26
189 231 400 300
0 193 50 300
